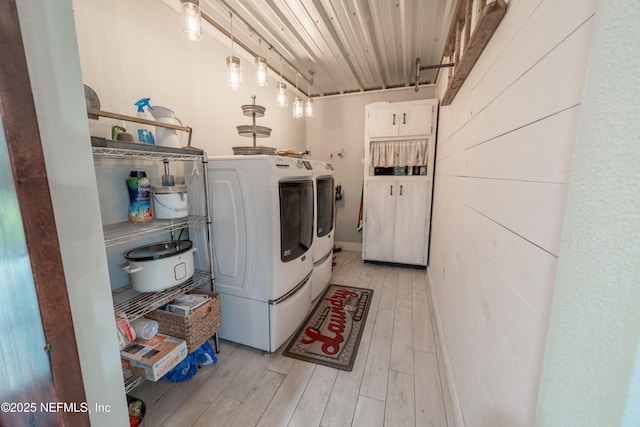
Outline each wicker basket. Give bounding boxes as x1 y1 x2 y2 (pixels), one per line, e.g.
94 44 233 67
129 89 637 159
145 290 221 353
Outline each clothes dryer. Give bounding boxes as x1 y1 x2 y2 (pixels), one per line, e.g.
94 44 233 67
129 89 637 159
207 155 314 352
309 160 335 301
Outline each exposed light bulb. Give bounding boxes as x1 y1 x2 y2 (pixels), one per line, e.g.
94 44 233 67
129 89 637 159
277 82 288 107
225 13 242 90
293 96 303 118
255 57 268 86
305 97 314 117
181 0 202 41
227 56 242 91
292 73 303 117
305 76 314 118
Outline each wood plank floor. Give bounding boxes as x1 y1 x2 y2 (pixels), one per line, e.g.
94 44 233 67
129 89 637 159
133 250 452 427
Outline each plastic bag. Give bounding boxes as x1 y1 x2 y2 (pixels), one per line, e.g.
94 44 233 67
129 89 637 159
163 341 217 382
194 341 217 367
115 312 136 350
126 395 145 427
163 353 197 382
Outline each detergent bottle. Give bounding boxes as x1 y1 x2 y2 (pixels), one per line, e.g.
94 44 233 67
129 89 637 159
127 170 152 222
133 98 155 145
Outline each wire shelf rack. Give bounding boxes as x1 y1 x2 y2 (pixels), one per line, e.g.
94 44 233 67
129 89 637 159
91 128 214 394
124 375 145 394
92 146 204 162
112 270 212 322
103 215 206 247
90 137 204 162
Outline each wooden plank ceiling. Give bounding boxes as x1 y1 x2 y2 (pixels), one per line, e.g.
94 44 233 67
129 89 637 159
201 0 457 97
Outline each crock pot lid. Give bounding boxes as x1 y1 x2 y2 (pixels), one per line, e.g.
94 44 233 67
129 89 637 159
125 240 192 261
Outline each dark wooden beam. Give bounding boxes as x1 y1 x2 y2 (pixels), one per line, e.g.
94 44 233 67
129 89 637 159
0 1 90 425
442 0 507 106
442 0 467 57
464 0 474 51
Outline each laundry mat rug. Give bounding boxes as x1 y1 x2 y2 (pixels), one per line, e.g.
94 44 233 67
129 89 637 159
283 284 374 372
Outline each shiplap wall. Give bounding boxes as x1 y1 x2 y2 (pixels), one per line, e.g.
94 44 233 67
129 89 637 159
429 0 597 425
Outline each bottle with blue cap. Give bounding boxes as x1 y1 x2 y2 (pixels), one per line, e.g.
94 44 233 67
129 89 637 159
134 98 155 144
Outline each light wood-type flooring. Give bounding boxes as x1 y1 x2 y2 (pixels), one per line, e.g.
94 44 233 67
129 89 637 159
133 250 454 426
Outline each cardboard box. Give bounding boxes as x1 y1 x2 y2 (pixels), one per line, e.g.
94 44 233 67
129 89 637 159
120 333 187 381
166 295 210 315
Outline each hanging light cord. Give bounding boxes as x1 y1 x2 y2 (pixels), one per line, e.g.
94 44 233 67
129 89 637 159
229 11 234 55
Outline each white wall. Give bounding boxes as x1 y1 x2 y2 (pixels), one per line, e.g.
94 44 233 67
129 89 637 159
306 87 435 247
72 0 306 156
16 0 128 425
429 0 596 425
535 0 640 425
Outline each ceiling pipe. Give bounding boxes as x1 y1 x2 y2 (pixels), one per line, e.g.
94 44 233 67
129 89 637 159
414 57 455 91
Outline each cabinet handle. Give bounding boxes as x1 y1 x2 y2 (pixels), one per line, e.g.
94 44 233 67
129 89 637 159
390 185 393 196
403 113 406 124
400 185 403 195
392 114 396 125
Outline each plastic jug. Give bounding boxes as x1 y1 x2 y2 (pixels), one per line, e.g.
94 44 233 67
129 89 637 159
149 106 183 148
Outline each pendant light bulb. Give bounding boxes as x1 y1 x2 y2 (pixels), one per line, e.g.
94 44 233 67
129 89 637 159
181 0 202 41
305 97 314 117
292 73 302 118
227 56 242 91
226 13 242 90
255 57 268 86
305 79 314 117
293 96 303 118
255 39 268 86
276 59 287 107
277 82 288 107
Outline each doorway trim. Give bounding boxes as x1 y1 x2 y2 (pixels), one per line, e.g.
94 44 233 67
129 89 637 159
0 0 89 425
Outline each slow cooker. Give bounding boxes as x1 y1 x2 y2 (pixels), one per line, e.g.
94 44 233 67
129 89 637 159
122 240 196 292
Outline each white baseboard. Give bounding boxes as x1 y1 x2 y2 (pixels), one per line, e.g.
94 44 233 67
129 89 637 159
334 241 362 252
427 268 465 427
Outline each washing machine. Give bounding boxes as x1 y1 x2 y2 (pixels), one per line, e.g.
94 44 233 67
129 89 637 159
207 155 314 352
309 160 335 301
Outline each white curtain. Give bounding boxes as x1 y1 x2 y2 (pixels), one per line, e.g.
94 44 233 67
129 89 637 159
369 139 428 167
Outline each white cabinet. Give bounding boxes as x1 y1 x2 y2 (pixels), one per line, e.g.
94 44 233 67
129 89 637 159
362 99 438 267
367 101 434 138
363 178 431 266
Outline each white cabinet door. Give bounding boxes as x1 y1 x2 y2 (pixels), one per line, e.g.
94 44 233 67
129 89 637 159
368 102 434 138
367 104 398 138
364 178 430 266
399 103 433 137
363 179 396 261
392 180 430 265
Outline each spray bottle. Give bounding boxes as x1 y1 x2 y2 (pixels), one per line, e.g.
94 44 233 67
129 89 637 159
133 98 155 145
